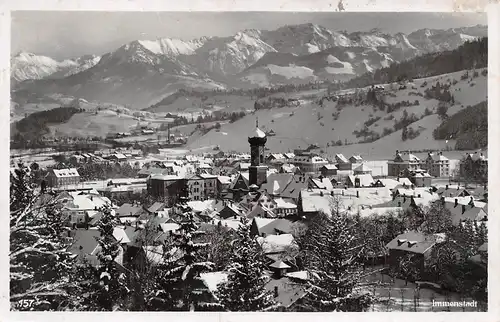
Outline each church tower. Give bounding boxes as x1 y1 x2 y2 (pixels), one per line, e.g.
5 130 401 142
248 118 268 187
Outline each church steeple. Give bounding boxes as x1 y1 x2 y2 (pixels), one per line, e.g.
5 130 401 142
248 116 268 187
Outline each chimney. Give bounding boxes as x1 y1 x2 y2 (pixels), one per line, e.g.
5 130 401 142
330 191 334 196
445 185 449 190
462 204 466 214
356 190 359 198
454 199 458 207
274 286 279 298
320 191 324 197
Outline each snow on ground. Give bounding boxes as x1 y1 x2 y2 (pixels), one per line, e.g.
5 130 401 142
346 51 356 59
267 64 315 79
306 43 320 53
242 73 270 86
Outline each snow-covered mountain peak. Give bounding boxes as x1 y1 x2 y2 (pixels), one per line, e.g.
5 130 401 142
11 51 100 82
137 36 209 57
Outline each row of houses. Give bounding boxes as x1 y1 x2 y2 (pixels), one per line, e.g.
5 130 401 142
388 150 488 179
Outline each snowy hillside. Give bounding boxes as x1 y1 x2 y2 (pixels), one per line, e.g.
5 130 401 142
186 68 487 157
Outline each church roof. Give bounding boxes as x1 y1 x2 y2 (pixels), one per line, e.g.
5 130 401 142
250 127 266 139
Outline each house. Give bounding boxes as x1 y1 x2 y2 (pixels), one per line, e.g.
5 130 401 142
423 152 450 177
186 174 206 201
319 164 338 177
108 153 128 162
137 166 173 178
410 171 433 187
229 172 250 201
349 155 363 164
347 174 375 188
279 163 297 174
308 176 334 190
460 151 488 181
273 198 298 217
199 173 218 199
443 197 487 225
218 203 245 220
251 218 296 237
267 153 286 164
353 163 372 175
387 151 422 177
283 153 295 160
147 174 185 205
46 168 80 188
386 231 445 280
291 153 328 173
264 277 308 311
257 234 299 255
247 203 276 219
278 174 310 202
67 228 125 270
335 154 351 170
115 203 145 220
261 173 295 196
69 154 85 165
61 193 114 228
216 176 232 195
108 178 147 187
298 189 336 218
146 202 166 215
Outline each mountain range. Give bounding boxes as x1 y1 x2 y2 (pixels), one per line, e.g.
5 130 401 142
11 23 487 110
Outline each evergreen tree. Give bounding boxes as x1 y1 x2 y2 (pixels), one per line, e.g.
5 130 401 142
298 205 373 312
10 163 78 310
216 222 277 311
401 126 408 141
148 212 221 311
94 206 130 310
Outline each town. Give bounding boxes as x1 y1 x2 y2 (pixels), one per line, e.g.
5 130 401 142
10 122 488 311
10 11 488 313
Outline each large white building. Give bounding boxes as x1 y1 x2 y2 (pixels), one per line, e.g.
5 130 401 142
292 153 328 173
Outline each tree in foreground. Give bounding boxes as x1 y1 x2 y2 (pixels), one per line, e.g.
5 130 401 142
216 221 277 311
148 212 221 311
74 206 131 311
10 163 77 310
297 202 373 312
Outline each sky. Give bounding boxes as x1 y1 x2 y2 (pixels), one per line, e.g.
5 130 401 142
12 11 487 60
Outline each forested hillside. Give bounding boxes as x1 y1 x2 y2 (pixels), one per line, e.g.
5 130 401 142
433 100 487 150
12 107 83 145
340 38 487 89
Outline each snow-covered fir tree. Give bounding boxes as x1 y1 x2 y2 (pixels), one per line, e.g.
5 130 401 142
216 220 277 311
148 212 222 311
298 204 373 312
94 206 130 310
10 163 78 310
75 206 130 311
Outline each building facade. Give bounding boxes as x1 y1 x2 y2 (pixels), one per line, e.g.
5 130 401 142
46 168 81 188
387 151 422 177
292 153 328 173
423 152 450 177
